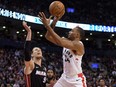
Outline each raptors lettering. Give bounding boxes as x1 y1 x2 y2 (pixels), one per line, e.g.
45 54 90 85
63 49 73 63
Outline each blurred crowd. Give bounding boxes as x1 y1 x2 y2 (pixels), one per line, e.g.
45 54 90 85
0 48 116 87
83 55 116 87
0 49 25 87
0 0 116 25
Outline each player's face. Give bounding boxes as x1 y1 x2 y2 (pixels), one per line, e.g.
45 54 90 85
68 27 80 40
31 47 42 59
99 79 105 86
47 70 54 79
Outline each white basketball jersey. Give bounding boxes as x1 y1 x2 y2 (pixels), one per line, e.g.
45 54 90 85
62 46 83 77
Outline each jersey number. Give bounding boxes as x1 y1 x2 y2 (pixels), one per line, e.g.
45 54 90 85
43 77 46 83
65 57 70 63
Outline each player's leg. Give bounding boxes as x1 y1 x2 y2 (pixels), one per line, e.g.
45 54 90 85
74 74 87 87
53 81 63 87
53 76 67 87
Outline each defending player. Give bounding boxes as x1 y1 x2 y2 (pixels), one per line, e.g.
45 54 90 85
23 21 46 87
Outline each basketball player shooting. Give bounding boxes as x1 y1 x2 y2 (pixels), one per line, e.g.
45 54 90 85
38 12 87 87
22 21 46 87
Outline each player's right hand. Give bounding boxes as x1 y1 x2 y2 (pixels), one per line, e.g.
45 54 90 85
22 21 31 32
56 9 65 20
53 11 64 21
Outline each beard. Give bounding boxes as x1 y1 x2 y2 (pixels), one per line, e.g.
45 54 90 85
68 36 74 40
47 76 54 81
36 56 42 60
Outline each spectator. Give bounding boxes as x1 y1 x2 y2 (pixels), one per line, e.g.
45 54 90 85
97 78 108 87
46 66 57 87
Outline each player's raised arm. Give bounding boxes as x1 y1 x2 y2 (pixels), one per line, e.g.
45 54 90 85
22 21 34 74
45 16 60 45
39 12 84 55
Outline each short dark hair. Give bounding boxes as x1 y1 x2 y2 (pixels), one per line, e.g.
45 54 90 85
76 26 85 40
47 66 56 74
99 78 105 82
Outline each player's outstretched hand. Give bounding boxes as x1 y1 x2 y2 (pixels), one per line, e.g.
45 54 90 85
38 12 50 27
22 21 31 32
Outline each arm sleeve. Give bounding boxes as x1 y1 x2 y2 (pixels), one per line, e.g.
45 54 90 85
24 41 31 61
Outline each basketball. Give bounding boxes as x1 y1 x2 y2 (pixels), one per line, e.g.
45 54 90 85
49 1 65 17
